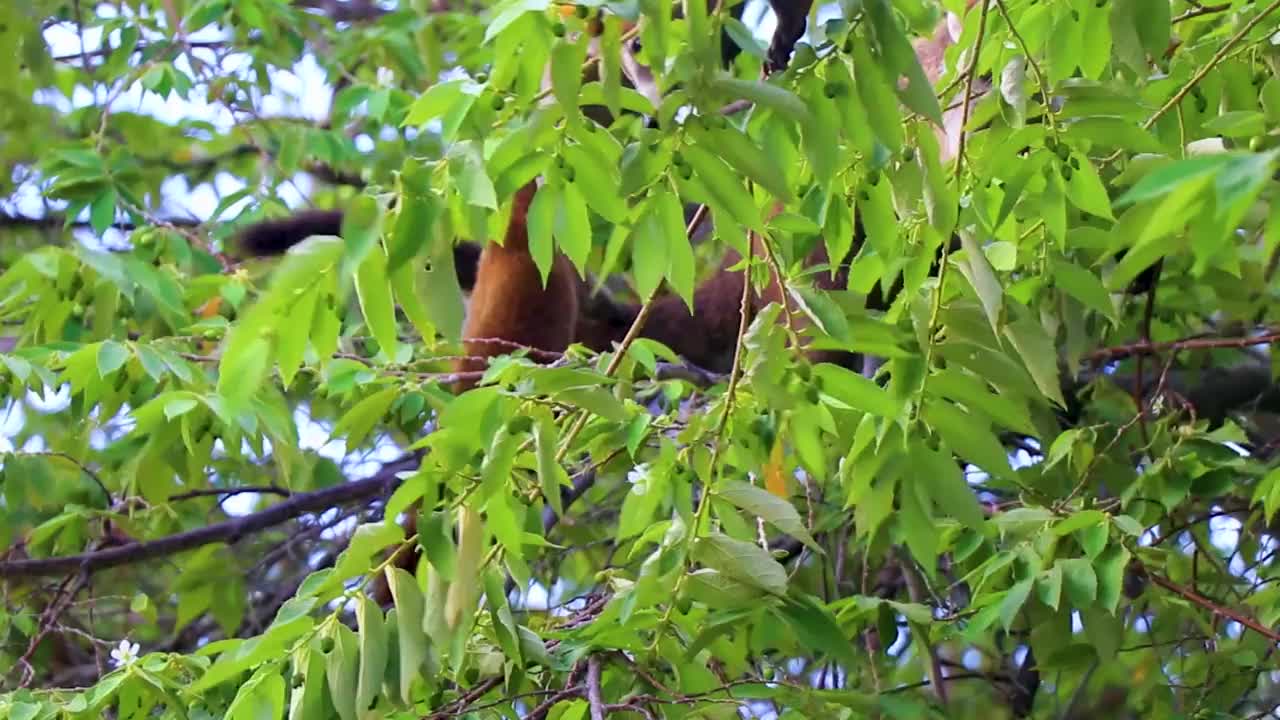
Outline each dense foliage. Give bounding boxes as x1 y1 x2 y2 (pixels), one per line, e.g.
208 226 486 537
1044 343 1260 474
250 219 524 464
3 0 1280 717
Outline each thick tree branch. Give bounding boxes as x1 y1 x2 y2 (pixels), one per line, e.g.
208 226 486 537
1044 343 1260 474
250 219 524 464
587 656 606 720
0 455 418 580
0 212 201 232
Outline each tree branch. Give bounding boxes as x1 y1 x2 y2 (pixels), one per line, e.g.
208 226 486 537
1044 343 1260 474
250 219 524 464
587 656 607 720
1148 570 1280 643
168 485 292 502
0 212 201 232
1088 329 1280 363
0 455 418 580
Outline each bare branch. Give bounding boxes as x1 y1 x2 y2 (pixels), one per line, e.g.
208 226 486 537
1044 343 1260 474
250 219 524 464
0 455 417 580
587 656 607 720
167 485 292 502
1088 329 1280 363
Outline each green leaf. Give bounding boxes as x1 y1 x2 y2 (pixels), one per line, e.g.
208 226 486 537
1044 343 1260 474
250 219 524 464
333 387 397 449
451 143 498 210
1038 565 1063 611
535 414 567 518
1003 313 1066 407
288 639 329 720
898 474 937 576
924 399 1015 484
420 241 466 342
355 595 388 713
999 579 1034 630
325 624 360 720
404 80 478 127
693 532 788 595
96 340 129 378
928 368 1035 436
1059 557 1098 607
775 594 861 668
556 180 592 274
717 479 821 552
813 363 900 418
689 124 792 202
321 523 401 592
527 181 557 285
163 394 199 420
708 75 813 126
914 440 986 532
800 76 840 187
340 195 385 276
851 39 903 153
865 0 943 125
232 236 345 370
550 36 586 123
277 286 318 388
791 286 850 343
995 152 1051 228
1067 118 1164 153
1114 154 1230 208
218 336 272 412
958 230 1004 335
1132 0 1170 59
389 259 434 344
659 190 695 309
682 144 763 233
484 0 548 42
600 14 623 118
1053 509 1107 536
1062 153 1114 219
555 387 630 422
89 189 116 236
388 185 439 273
1050 258 1116 323
1095 544 1131 613
563 144 627 223
631 206 666 301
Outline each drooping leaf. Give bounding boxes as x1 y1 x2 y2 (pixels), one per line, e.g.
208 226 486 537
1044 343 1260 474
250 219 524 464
692 532 789 595
718 479 821 552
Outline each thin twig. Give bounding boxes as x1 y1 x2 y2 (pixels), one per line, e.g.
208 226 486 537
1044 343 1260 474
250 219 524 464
526 686 586 720
1133 261 1163 446
1088 329 1280 363
899 549 949 706
423 677 505 720
554 204 710 462
1173 2 1231 23
25 451 112 505
992 0 1055 136
952 0 992 181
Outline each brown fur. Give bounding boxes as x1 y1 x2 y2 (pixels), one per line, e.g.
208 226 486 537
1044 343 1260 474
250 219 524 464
235 210 483 291
454 183 580 390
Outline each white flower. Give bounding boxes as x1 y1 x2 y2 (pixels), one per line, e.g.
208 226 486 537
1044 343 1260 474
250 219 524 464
376 67 396 87
110 639 140 668
627 463 651 494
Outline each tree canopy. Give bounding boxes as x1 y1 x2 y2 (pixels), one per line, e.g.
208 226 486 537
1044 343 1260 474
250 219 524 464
3 0 1280 718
